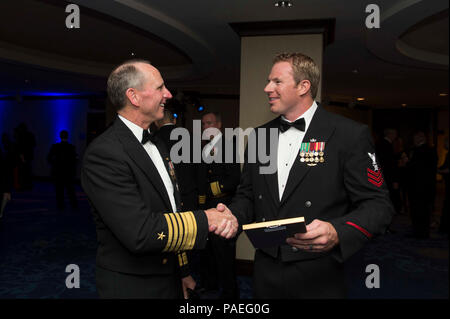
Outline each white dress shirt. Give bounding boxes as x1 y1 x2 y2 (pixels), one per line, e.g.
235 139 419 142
277 101 318 200
118 115 177 212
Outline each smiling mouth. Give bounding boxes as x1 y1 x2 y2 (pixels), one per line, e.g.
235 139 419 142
269 97 279 104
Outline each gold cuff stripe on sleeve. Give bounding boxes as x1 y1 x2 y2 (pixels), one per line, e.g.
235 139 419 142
178 253 184 267
162 213 173 252
198 195 206 204
167 213 179 252
210 181 221 196
187 211 197 249
173 213 184 252
179 212 191 251
182 252 188 266
184 211 195 250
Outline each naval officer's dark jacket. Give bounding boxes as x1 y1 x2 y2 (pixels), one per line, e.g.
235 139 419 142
230 105 394 263
81 117 209 283
155 124 199 211
197 134 241 207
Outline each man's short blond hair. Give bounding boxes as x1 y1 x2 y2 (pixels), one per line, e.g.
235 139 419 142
273 52 320 99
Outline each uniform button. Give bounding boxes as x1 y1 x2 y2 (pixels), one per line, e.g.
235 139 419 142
292 247 298 252
258 194 262 199
162 258 168 264
305 201 312 208
262 218 266 222
181 202 184 207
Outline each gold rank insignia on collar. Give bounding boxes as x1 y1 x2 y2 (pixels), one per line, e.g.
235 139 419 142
157 232 166 240
299 141 325 166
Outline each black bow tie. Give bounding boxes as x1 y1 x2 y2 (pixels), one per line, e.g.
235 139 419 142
279 117 305 133
141 129 157 144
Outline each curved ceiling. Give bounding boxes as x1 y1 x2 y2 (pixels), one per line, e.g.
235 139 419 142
0 0 192 77
0 0 448 108
400 9 449 56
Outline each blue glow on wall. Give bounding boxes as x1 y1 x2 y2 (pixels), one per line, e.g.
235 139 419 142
27 92 81 97
50 99 80 143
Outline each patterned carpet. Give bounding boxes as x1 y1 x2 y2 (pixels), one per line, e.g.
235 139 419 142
0 182 447 299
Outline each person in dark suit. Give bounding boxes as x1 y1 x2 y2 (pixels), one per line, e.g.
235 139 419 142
81 59 238 299
405 130 438 238
0 146 12 220
14 123 36 191
197 112 241 298
376 128 401 214
223 52 394 298
438 138 449 234
155 109 198 211
47 130 78 210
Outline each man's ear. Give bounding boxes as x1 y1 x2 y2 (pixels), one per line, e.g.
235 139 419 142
297 80 311 97
125 88 139 107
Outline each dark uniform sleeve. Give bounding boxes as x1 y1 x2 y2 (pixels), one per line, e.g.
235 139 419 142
229 146 256 229
329 125 394 262
207 163 241 198
81 142 209 256
198 137 241 206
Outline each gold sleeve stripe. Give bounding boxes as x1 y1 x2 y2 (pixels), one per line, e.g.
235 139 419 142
182 252 188 266
178 253 184 267
179 212 191 251
187 211 197 250
162 213 173 252
167 213 179 252
183 211 195 250
210 181 221 196
173 213 184 252
198 195 206 204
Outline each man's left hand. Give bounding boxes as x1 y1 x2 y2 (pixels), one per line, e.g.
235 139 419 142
182 275 196 299
286 219 339 252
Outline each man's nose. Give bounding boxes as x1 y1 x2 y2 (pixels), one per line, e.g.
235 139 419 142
164 88 173 99
264 82 273 93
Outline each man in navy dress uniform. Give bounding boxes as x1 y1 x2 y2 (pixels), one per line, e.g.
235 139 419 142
225 52 394 298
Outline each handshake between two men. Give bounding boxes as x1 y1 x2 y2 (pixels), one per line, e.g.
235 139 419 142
204 203 238 239
203 204 340 252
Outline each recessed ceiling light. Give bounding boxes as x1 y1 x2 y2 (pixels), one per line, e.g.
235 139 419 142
352 69 358 74
357 97 365 101
274 1 293 7
401 103 407 107
439 93 448 96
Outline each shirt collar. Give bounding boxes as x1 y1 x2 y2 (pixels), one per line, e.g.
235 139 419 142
118 115 150 143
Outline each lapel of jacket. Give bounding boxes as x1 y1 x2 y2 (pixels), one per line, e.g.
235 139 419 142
262 117 281 208
153 136 183 211
113 117 173 211
280 105 336 206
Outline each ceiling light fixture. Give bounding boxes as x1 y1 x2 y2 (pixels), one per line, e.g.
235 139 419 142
401 103 407 107
357 97 365 101
274 1 293 8
439 93 448 96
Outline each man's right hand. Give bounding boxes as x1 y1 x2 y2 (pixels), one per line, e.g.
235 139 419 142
204 203 238 239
